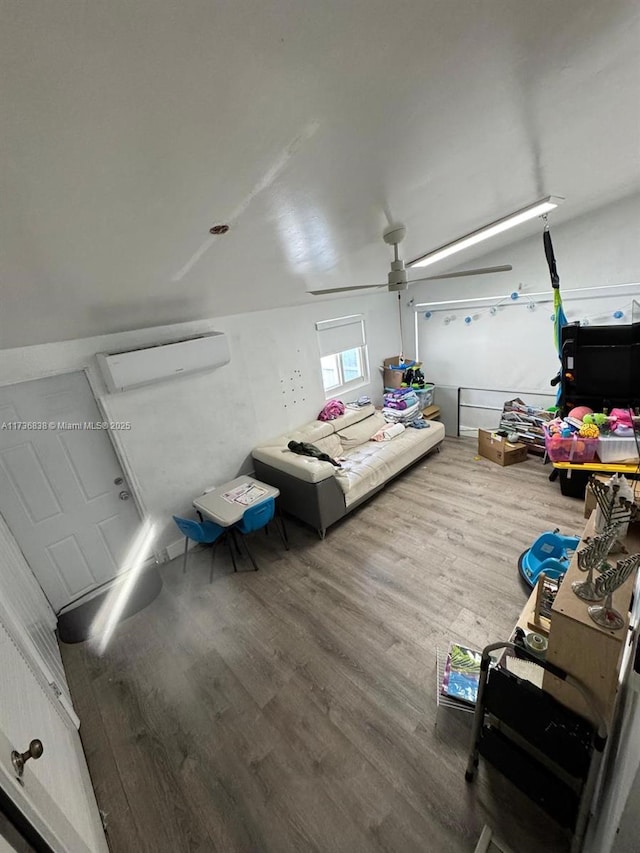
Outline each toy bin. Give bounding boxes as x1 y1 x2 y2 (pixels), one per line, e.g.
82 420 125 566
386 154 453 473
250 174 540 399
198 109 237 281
597 436 640 464
544 430 599 463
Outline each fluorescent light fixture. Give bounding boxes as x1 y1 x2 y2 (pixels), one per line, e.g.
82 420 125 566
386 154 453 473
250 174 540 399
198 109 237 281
409 196 564 269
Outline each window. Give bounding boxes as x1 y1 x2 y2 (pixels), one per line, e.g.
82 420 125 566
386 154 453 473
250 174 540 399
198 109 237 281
316 315 368 396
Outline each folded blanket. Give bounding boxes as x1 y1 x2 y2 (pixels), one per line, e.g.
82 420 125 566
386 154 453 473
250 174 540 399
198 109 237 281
384 390 418 406
371 422 406 442
382 402 421 423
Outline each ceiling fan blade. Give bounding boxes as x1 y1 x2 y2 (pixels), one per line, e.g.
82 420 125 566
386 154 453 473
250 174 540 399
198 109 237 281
307 283 387 296
408 264 512 284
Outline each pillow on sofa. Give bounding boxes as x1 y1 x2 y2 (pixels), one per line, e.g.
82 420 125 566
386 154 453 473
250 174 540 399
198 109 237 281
336 412 387 449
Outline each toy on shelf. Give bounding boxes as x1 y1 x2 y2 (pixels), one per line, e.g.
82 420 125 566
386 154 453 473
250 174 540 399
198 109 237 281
607 408 637 437
544 416 599 463
579 422 600 439
581 408 640 437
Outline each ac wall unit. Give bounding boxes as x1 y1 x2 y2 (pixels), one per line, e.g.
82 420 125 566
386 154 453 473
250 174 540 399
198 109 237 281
96 332 230 393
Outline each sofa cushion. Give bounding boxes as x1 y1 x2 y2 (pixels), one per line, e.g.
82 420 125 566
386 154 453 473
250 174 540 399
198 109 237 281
336 420 445 506
328 403 376 432
288 420 335 444
335 411 387 449
312 433 343 458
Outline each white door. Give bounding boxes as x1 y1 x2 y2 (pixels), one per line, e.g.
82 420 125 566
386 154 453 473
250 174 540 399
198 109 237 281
0 614 108 852
0 372 141 612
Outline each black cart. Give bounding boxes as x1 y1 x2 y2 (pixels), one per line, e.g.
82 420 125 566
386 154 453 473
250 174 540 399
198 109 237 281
465 642 608 853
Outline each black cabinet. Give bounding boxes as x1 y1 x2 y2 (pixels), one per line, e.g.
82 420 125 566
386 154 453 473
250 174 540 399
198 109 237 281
560 320 640 415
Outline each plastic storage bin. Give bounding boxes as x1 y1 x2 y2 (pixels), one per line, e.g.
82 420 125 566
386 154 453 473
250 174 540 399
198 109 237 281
544 430 599 463
414 385 435 409
597 436 640 464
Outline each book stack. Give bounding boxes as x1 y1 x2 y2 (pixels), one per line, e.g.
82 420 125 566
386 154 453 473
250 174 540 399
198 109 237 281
437 643 482 712
499 398 555 455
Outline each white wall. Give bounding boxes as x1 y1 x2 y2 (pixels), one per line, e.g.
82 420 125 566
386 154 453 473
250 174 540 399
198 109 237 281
0 294 399 555
403 192 640 428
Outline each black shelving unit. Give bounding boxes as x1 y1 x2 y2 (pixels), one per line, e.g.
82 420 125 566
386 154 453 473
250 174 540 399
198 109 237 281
559 320 640 416
465 642 608 853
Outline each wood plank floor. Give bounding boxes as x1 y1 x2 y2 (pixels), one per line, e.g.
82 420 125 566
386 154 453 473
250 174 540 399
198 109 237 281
60 438 587 853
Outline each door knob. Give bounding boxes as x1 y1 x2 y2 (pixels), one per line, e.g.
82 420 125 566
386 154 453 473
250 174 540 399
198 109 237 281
12 739 44 778
119 490 130 501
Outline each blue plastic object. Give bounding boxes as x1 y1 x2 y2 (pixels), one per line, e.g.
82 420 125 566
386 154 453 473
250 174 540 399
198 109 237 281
173 515 225 544
173 514 227 580
518 529 580 588
235 497 275 534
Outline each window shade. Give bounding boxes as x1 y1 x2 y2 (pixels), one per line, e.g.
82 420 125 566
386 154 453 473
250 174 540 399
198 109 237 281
315 315 365 357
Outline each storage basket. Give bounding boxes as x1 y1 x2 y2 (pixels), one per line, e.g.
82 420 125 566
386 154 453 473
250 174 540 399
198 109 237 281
597 436 640 464
414 384 435 409
544 429 598 463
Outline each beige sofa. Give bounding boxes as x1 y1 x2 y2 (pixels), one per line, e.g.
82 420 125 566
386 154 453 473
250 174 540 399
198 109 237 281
252 404 445 538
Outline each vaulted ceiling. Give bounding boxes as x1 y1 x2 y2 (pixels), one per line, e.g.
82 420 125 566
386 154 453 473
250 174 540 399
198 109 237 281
2 0 639 347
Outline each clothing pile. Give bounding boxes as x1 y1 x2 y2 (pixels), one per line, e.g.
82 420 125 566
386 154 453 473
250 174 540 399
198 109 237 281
382 388 422 424
318 399 345 421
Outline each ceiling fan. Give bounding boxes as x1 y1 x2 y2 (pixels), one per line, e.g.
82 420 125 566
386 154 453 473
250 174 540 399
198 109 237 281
308 223 511 296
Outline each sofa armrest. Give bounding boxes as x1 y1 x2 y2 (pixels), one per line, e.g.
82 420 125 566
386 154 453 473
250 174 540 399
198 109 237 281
252 445 337 484
253 459 347 534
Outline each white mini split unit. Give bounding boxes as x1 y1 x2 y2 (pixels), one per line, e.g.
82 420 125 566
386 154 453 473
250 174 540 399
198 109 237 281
97 332 230 393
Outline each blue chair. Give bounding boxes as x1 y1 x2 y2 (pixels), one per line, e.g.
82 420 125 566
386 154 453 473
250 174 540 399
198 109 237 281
172 515 235 582
233 497 289 571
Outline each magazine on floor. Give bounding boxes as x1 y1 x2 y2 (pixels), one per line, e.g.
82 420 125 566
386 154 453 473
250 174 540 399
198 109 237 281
440 643 482 706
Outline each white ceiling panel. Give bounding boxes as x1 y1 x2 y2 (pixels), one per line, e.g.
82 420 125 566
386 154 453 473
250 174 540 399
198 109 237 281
1 0 639 346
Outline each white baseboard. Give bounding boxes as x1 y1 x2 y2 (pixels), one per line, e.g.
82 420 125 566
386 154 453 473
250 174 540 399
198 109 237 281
165 536 194 562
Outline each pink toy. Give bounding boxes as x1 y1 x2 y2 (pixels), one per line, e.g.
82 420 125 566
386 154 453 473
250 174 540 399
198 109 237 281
609 408 635 435
567 405 594 422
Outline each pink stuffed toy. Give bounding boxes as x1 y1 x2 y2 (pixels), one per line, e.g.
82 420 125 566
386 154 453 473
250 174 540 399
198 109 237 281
609 408 635 436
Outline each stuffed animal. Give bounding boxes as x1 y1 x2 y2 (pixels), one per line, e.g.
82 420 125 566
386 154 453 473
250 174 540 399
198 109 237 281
609 408 635 436
583 413 609 428
579 423 600 438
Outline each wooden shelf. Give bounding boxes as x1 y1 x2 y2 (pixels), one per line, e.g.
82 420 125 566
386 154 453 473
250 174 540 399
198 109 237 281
541 512 640 725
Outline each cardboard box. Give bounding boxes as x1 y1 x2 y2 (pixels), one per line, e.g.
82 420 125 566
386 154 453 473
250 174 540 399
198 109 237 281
383 356 406 389
478 429 528 467
422 404 440 420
